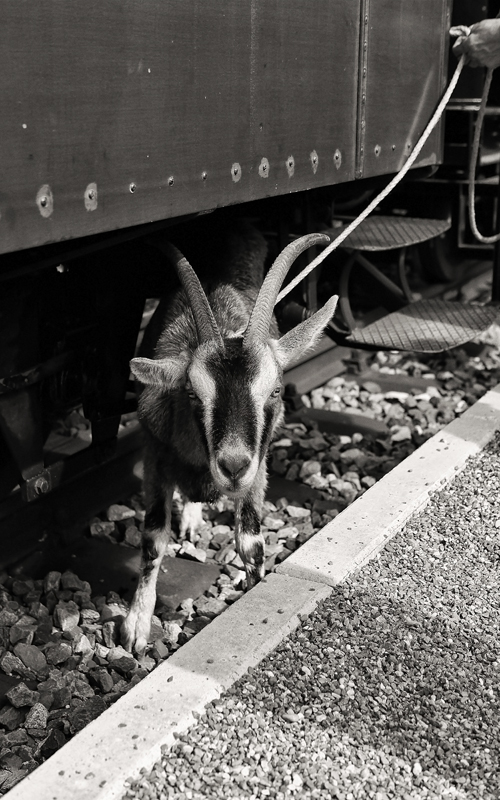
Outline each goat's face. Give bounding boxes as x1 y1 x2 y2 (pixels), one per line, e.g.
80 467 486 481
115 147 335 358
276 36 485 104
132 232 339 496
187 338 283 496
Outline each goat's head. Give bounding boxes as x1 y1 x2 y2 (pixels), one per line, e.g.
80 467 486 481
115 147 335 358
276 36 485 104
131 234 338 497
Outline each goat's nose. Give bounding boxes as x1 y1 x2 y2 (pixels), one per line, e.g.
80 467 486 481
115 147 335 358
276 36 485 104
218 453 251 481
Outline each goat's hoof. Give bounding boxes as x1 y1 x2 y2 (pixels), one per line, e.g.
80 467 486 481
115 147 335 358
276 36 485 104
245 567 265 591
121 612 149 655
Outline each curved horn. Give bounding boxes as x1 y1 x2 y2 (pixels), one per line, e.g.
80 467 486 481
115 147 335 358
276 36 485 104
243 233 331 346
164 243 223 345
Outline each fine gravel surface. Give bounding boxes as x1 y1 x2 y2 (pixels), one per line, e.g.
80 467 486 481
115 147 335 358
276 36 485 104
122 435 500 800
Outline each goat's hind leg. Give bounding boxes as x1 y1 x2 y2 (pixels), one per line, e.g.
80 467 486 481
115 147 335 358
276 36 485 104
179 498 205 542
121 483 174 654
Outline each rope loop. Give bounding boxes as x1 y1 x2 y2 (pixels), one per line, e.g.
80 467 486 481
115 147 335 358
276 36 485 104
468 67 500 243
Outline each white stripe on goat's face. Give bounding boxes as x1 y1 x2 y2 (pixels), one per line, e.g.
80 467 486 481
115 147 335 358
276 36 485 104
188 339 282 497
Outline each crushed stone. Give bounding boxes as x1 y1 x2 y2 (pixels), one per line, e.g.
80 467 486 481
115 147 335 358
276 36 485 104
1 342 500 790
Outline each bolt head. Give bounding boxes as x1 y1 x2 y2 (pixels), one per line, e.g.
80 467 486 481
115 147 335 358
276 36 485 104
34 477 50 495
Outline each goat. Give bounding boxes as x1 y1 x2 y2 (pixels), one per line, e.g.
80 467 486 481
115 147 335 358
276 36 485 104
121 225 338 653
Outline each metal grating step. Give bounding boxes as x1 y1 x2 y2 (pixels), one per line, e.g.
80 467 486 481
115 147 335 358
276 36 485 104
329 215 451 251
346 299 499 353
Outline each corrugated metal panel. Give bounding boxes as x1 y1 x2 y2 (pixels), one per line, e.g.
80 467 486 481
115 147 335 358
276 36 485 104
0 0 360 255
0 1 449 256
358 0 451 178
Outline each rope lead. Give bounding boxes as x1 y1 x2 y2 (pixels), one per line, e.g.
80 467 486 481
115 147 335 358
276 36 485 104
276 56 466 305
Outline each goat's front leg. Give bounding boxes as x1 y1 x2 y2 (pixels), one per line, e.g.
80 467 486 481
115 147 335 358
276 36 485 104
234 464 266 589
121 483 174 654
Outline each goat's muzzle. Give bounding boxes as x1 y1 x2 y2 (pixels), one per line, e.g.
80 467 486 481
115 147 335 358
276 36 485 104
212 448 257 496
217 453 251 482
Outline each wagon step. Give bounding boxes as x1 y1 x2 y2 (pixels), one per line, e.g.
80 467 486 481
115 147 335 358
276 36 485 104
344 298 499 353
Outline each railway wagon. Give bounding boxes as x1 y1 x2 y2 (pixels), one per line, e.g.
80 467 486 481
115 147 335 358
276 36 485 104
0 0 494 561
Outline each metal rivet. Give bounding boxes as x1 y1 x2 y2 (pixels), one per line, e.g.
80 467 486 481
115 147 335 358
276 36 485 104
168 176 174 186
374 144 381 157
129 182 136 193
36 185 53 218
310 150 319 174
258 157 269 178
84 182 98 211
231 163 242 183
406 142 412 152
286 156 295 178
392 144 396 151
333 149 342 170
201 171 208 181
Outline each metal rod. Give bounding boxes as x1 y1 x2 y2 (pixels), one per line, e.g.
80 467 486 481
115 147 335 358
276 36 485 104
493 170 500 302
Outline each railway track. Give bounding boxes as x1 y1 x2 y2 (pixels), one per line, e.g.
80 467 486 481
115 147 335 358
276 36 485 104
0 255 494 567
5 378 500 800
0 253 496 791
0 301 499 793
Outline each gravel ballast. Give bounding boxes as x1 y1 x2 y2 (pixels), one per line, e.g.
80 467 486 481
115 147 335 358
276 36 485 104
122 436 500 800
2 336 500 793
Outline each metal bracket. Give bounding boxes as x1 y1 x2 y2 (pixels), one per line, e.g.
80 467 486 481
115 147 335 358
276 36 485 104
21 468 53 503
19 437 119 503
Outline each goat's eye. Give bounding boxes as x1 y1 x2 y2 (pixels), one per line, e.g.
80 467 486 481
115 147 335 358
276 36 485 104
270 386 282 399
187 386 198 400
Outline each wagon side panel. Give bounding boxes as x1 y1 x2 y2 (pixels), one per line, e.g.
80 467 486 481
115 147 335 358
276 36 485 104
0 0 361 256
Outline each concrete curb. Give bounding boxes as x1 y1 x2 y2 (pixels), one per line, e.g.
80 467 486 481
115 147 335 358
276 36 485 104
7 385 500 800
277 385 500 585
7 575 331 800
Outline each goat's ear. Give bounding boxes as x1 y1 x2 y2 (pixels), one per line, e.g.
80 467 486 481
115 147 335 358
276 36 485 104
274 295 338 369
130 356 187 389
